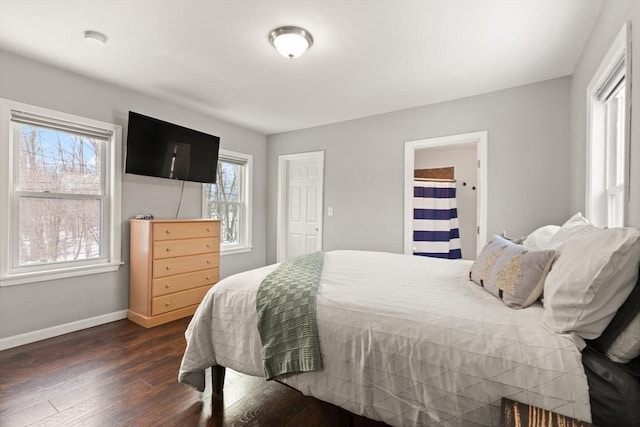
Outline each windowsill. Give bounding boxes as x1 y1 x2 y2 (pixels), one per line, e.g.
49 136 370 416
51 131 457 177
0 261 124 287
220 246 253 256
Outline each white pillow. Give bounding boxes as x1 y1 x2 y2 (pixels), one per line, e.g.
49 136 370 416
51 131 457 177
542 214 640 341
559 212 591 229
523 225 560 250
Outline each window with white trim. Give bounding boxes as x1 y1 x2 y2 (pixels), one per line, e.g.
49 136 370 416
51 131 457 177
202 149 252 254
0 99 122 286
587 23 631 228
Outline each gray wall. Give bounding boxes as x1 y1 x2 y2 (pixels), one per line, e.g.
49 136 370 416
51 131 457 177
570 0 640 228
266 77 572 264
0 51 267 339
5 9 615 340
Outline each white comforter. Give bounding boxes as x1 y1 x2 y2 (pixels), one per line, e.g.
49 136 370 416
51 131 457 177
179 250 591 426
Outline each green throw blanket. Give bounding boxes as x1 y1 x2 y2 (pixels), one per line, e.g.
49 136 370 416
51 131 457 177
256 251 324 380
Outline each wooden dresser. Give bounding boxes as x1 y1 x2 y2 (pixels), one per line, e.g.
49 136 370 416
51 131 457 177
128 219 220 328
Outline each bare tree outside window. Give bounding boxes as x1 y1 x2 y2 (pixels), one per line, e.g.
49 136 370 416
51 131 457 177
204 159 244 245
15 123 104 266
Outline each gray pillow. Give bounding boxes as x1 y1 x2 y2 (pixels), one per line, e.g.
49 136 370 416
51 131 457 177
470 235 555 309
608 313 640 363
589 269 640 363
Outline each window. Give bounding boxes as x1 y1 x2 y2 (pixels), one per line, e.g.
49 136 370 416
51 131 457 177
587 23 631 228
202 149 252 254
0 99 122 286
602 74 625 227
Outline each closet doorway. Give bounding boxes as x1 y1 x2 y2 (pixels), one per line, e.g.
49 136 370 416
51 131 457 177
404 131 487 260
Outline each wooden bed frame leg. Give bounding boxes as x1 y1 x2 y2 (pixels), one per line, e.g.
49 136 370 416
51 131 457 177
211 365 226 395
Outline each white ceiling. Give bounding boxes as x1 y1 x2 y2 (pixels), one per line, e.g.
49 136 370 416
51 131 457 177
0 0 603 135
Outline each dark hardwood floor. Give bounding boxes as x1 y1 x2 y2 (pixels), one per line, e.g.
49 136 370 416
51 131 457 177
0 317 387 427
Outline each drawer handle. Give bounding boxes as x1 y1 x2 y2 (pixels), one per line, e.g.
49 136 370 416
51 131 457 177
206 244 210 248
206 260 210 264
165 248 170 252
206 276 210 280
165 302 170 307
165 284 171 289
165 266 170 270
165 230 170 234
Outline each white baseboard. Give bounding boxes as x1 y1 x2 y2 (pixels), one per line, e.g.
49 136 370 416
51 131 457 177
0 310 129 351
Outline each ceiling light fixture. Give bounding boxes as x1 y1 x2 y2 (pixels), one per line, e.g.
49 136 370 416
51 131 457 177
83 30 108 47
269 26 313 59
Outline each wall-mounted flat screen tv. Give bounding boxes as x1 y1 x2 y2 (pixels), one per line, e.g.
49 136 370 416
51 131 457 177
125 111 220 184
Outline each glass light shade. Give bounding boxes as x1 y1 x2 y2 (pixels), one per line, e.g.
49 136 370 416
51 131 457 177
269 26 313 59
274 33 309 59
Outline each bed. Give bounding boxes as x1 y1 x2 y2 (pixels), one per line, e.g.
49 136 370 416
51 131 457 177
179 215 640 426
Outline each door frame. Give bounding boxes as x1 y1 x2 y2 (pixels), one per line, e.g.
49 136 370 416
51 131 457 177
403 131 488 257
276 151 325 262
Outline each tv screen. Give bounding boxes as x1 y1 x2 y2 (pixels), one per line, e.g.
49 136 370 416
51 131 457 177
125 112 220 184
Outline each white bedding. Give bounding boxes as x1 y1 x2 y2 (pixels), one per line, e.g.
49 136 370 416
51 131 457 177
179 250 591 426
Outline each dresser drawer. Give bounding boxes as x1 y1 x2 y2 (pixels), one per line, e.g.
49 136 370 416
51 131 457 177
153 221 219 241
153 253 219 278
152 268 219 297
153 237 218 260
152 285 212 316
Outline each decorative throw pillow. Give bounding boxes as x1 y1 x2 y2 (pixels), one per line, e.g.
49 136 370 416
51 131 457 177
470 235 556 309
542 214 640 341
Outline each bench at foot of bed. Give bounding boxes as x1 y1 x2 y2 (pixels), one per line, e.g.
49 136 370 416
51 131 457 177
499 398 593 427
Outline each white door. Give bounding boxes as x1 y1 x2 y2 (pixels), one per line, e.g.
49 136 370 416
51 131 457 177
277 152 324 261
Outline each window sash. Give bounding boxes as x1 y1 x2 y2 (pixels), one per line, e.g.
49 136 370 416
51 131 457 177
602 79 625 229
207 159 245 245
604 82 625 190
203 151 252 253
214 160 244 203
209 201 244 246
12 122 108 196
12 192 107 271
12 197 105 270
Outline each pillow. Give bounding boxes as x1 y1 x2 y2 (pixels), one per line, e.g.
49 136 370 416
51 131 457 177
559 212 591 228
542 214 640 341
522 225 560 250
469 235 556 308
608 313 640 363
500 232 525 244
589 268 640 363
